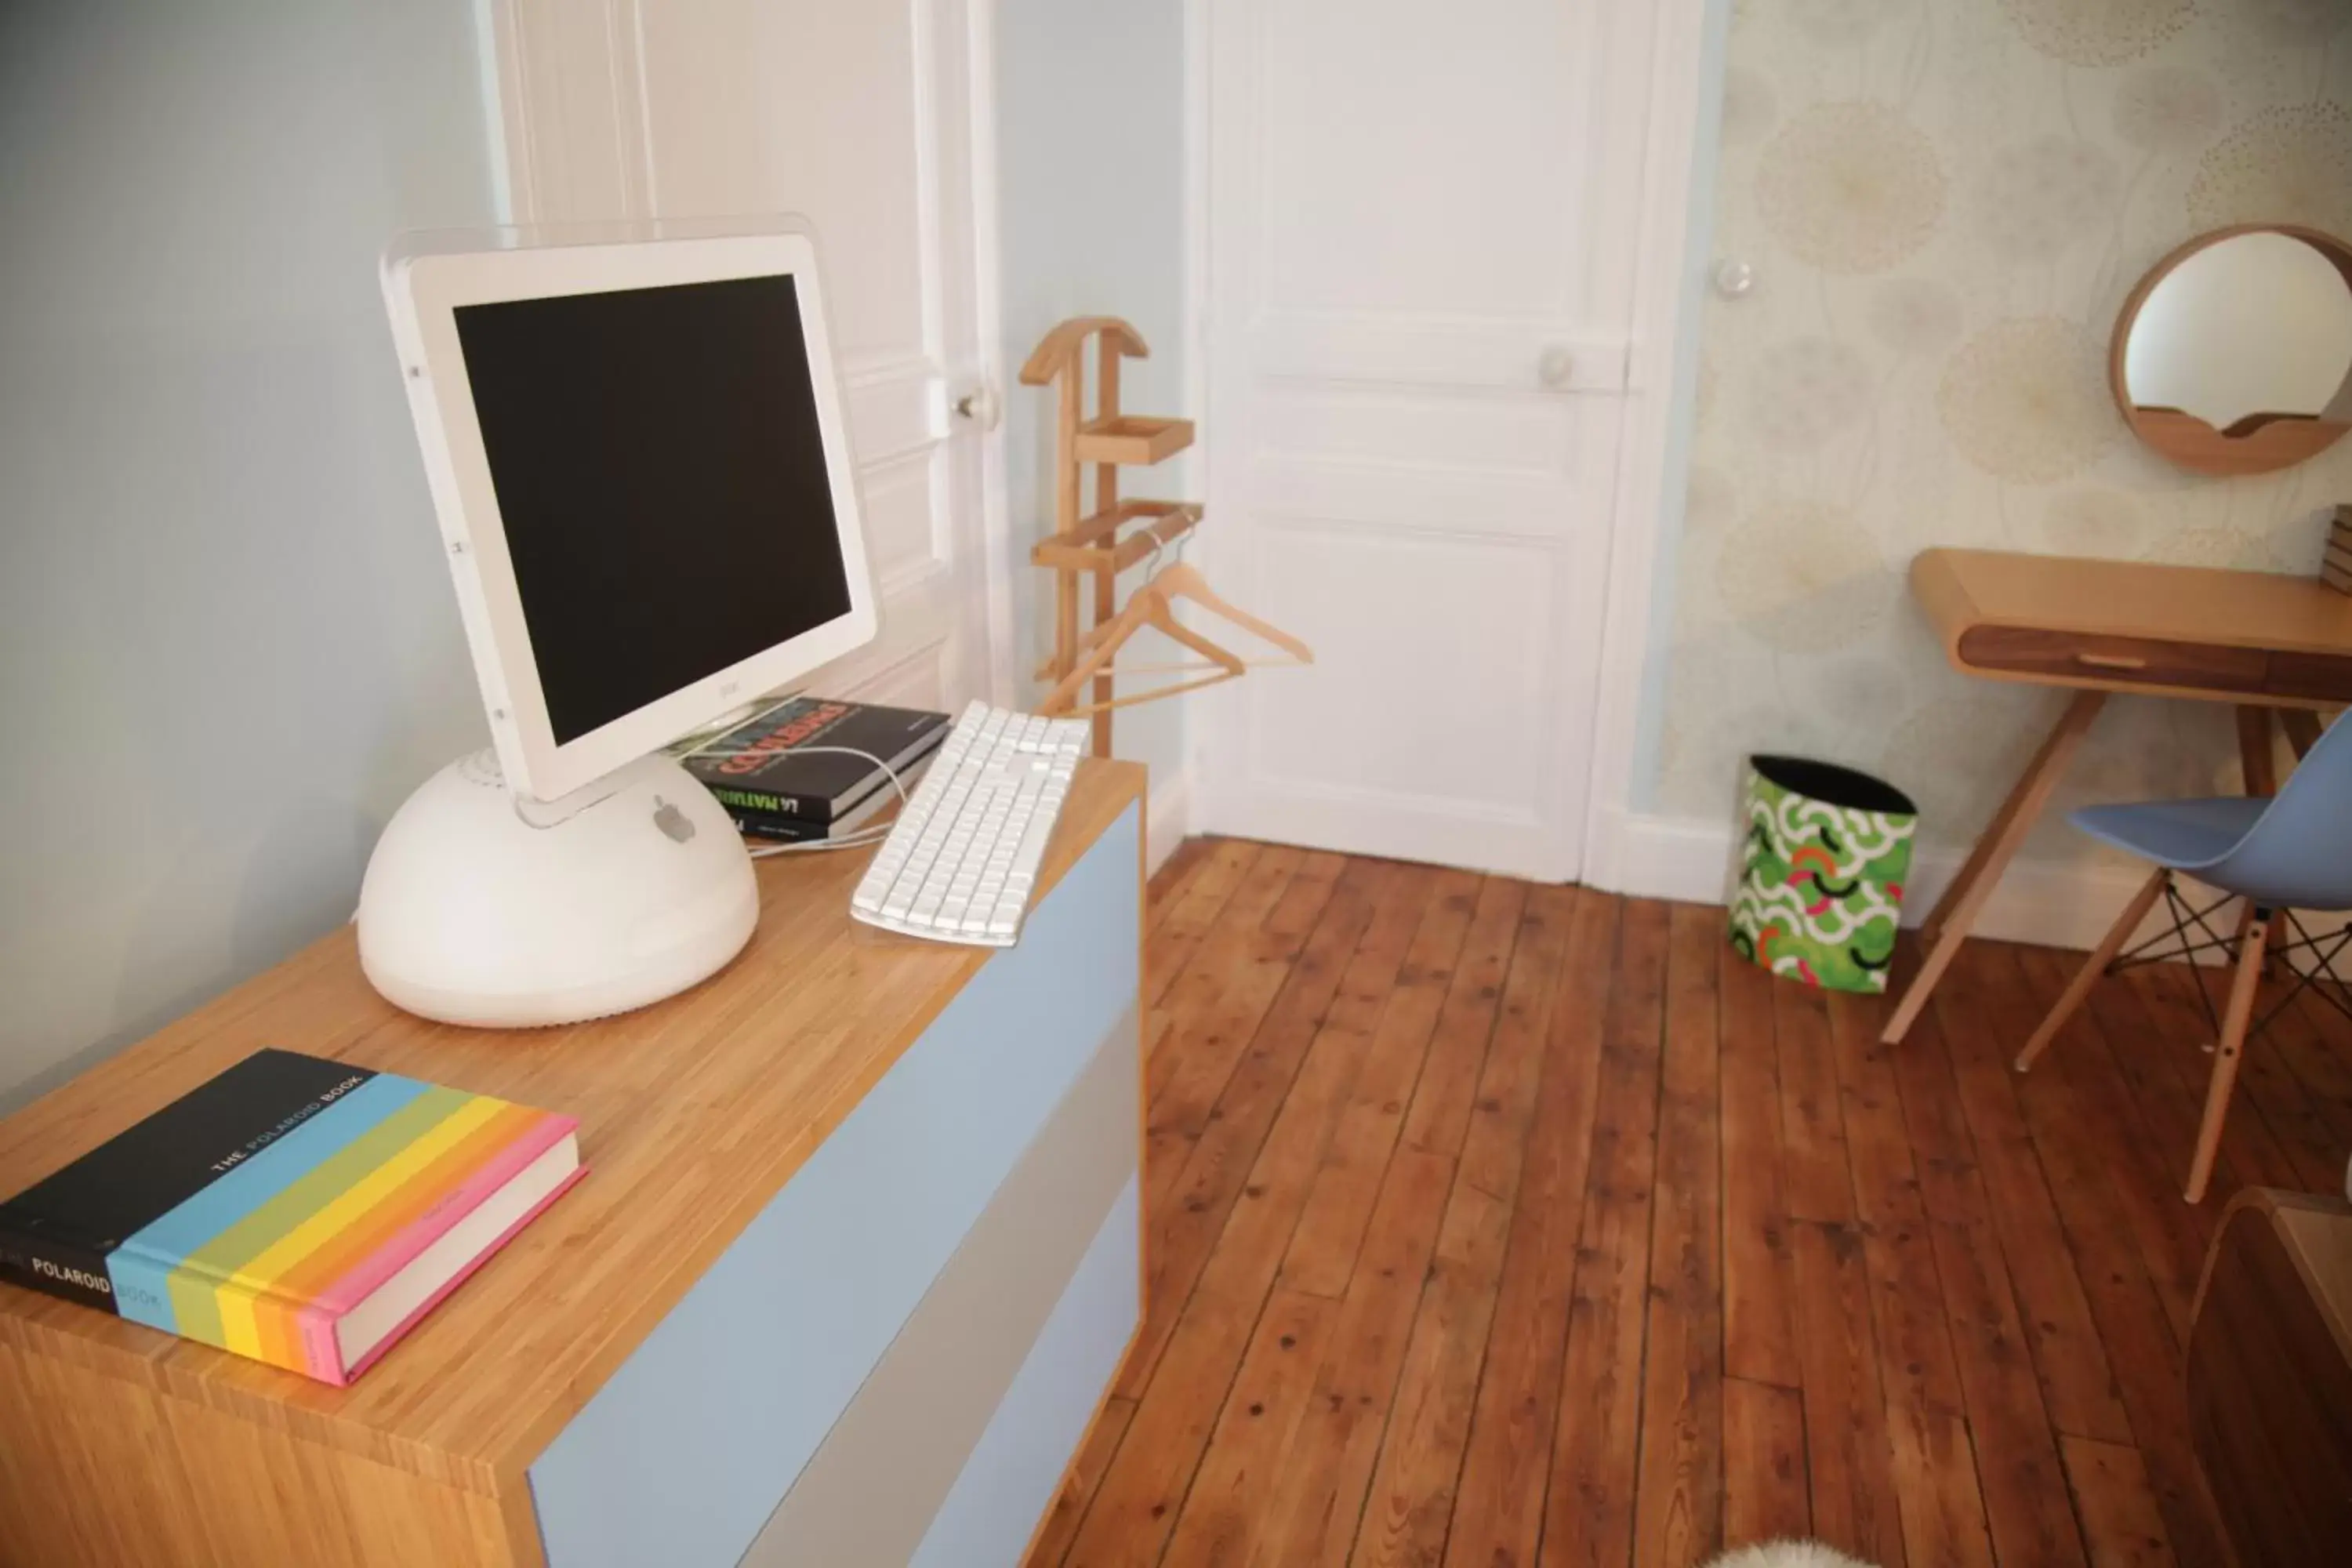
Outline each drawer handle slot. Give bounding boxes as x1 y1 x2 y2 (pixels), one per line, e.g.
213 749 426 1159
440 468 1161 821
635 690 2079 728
2076 652 2150 671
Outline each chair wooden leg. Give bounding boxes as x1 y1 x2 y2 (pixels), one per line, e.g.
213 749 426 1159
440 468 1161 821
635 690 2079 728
2185 908 2274 1204
2017 866 2169 1074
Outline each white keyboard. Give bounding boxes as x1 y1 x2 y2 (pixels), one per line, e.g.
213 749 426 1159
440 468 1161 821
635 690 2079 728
850 701 1089 946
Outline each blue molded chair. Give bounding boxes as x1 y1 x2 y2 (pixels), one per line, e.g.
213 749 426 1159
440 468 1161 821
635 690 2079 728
2016 713 2352 1202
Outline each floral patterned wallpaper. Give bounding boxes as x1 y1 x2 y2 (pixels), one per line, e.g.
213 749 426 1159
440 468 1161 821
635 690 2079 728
1654 0 2352 866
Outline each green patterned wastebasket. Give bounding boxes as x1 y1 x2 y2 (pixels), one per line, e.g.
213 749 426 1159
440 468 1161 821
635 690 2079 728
1730 755 1918 993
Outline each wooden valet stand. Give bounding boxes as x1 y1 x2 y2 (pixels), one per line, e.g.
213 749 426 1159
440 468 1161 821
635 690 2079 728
1022 316 1205 757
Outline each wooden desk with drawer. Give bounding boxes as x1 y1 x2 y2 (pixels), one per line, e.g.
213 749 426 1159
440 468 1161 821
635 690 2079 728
0 761 1148 1568
1882 549 2352 1044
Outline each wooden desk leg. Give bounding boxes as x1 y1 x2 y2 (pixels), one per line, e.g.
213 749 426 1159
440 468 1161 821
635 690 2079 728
2238 706 2278 797
2280 707 2325 762
1882 689 2106 1045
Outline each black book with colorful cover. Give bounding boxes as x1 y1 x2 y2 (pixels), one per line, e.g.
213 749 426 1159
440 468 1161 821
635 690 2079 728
681 695 949 835
0 1049 581 1385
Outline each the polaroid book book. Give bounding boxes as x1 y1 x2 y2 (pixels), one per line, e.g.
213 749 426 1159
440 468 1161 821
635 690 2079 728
0 1049 581 1385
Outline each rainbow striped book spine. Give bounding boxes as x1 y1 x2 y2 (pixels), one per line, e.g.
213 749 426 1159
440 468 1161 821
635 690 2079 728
0 1051 581 1386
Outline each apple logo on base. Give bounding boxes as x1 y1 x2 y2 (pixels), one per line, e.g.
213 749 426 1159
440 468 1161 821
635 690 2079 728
651 798 696 844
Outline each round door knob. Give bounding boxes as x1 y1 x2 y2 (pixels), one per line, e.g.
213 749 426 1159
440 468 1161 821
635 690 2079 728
1537 346 1576 390
1713 259 1757 299
952 384 1000 431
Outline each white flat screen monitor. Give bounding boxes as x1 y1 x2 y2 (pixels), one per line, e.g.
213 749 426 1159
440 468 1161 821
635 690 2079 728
383 231 877 805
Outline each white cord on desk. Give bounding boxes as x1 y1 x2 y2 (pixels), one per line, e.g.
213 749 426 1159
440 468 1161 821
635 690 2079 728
680 741 916 858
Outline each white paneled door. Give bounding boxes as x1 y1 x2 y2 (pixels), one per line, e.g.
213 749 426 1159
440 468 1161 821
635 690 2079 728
1200 0 1656 880
487 0 1007 714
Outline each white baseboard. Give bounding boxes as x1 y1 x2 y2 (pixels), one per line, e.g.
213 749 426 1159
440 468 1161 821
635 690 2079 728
1145 768 1192 877
1588 807 2161 953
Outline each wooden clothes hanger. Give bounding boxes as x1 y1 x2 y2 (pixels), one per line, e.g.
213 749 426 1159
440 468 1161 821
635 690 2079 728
1039 542 1315 718
1146 561 1313 666
1060 550 1314 670
1038 573 1244 717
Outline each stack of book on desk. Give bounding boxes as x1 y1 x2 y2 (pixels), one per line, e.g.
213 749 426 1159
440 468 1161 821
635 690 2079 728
681 695 950 841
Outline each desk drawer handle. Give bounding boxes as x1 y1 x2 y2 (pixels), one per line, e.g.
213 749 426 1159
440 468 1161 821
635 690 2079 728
2076 652 2150 671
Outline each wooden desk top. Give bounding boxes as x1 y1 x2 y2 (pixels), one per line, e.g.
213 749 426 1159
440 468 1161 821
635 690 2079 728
0 760 1145 1494
1912 548 2352 706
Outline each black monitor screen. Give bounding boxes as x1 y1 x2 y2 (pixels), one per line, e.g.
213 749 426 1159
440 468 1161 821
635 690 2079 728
453 273 852 745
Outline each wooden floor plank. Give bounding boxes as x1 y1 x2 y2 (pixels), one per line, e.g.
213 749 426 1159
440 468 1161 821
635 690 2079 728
2258 985 2352 1169
1250 1147 1459 1567
2075 964 2233 1218
1283 872 1483 1299
1823 992 1966 1416
1349 887 1573 1568
1631 906 1726 1568
1043 858 2350 1568
1348 1178 1511 1568
1790 1218 1907 1568
1148 858 1374 1210
1441 894 1621 1568
1147 837 1217 935
1399 877 1527 1161
1163 1287 1341 1566
1457 886 1577 1207
1722 1377 1810 1551
1120 864 1428 1399
2010 946 2206 1345
1267 851 1355 940
2274 986 2352 1146
1998 952 2234 1568
1719 954 1802 1390
2060 1435 2179 1568
1148 845 1311 1110
1927 1210 2089 1568
1149 840 1263 1007
1539 898 1671 1568
1936 946 2135 1446
1773 978 1855 1225
1822 991 1993 1568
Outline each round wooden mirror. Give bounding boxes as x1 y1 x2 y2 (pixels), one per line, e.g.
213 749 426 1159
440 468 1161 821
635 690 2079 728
2111 224 2352 477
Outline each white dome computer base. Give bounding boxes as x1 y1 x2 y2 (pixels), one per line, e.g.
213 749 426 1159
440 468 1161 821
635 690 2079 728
356 750 759 1029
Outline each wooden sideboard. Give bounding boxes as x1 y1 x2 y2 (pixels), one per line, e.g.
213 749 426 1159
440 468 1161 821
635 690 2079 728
0 761 1148 1568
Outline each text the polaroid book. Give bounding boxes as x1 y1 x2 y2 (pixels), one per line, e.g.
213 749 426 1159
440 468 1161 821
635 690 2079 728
0 1049 582 1385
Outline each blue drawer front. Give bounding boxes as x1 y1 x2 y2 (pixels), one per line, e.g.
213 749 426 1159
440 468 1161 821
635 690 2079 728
913 1174 1142 1567
528 802 1139 1568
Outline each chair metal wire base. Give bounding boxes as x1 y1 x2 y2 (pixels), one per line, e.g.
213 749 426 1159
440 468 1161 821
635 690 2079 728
2107 874 2352 1037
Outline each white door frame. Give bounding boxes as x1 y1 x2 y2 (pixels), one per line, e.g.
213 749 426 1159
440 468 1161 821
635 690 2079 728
1575 0 1729 891
1179 0 1727 885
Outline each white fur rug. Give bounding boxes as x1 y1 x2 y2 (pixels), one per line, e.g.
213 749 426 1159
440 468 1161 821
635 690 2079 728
1704 1544 1878 1568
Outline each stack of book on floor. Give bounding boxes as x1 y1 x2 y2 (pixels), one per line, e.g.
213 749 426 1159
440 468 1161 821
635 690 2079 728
681 695 950 841
0 1049 582 1386
2326 504 2352 596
